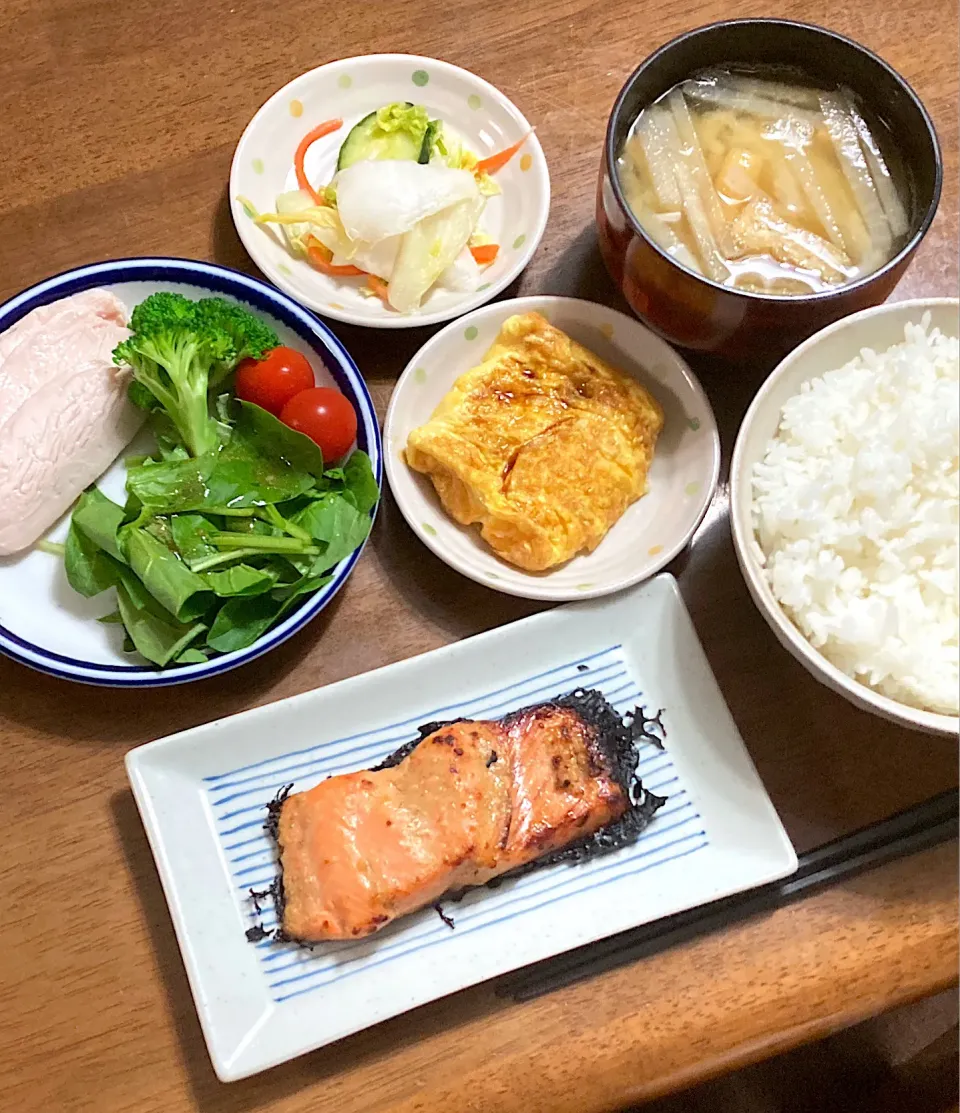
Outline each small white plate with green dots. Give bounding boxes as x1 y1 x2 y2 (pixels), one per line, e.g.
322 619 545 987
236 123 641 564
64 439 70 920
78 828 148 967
229 54 550 330
384 296 721 601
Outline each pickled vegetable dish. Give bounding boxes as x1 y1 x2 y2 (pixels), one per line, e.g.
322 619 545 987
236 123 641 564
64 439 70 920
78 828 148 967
243 102 530 313
617 67 910 295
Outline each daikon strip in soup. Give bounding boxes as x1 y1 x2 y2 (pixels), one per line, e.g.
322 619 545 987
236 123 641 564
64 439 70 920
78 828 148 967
617 67 911 295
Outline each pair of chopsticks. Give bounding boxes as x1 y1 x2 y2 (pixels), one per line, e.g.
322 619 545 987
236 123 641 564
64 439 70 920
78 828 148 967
497 789 958 1002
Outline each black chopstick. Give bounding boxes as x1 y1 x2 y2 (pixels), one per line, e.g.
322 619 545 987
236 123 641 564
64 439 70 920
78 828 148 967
497 789 959 1003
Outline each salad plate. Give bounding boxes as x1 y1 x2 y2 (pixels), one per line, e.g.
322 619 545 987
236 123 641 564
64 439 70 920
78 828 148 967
385 296 721 600
0 258 381 687
230 54 550 328
126 574 797 1080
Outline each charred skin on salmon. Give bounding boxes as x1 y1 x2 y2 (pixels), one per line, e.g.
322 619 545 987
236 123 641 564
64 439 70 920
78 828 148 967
265 689 666 943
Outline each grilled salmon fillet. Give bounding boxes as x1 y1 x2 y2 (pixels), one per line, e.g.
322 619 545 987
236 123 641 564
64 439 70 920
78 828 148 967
272 690 665 942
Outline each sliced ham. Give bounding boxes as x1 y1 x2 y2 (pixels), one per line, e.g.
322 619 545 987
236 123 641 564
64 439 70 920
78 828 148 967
0 289 141 556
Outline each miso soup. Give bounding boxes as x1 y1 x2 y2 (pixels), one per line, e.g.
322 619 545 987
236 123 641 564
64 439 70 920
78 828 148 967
617 67 911 295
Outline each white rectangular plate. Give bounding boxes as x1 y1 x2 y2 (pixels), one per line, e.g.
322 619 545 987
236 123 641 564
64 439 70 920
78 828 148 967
126 574 797 1081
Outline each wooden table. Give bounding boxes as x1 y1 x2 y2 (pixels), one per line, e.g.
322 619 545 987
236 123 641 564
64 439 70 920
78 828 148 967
0 1 956 1111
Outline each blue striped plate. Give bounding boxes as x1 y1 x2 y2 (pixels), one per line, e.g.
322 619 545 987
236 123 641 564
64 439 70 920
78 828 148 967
126 573 796 1080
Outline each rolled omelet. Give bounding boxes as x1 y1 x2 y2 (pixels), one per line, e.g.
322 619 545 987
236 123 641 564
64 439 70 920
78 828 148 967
405 312 664 571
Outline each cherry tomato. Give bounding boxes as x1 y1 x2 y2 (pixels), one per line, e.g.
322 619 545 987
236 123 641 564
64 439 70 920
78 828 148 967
280 387 358 463
235 347 315 416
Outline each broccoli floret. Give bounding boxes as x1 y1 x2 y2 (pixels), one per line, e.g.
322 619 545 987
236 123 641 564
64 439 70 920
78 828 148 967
113 293 277 458
128 290 196 334
194 297 279 387
114 293 230 457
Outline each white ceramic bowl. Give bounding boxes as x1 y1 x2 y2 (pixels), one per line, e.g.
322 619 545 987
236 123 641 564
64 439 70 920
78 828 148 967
730 297 959 738
385 296 720 601
230 54 550 329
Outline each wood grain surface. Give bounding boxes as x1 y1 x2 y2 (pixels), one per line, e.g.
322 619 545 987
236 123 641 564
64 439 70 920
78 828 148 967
0 1 957 1111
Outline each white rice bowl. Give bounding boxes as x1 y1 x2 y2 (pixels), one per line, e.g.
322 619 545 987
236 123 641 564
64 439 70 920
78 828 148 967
750 314 959 717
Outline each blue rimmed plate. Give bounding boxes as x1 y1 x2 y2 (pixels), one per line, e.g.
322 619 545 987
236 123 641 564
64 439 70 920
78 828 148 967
0 258 382 687
126 574 796 1080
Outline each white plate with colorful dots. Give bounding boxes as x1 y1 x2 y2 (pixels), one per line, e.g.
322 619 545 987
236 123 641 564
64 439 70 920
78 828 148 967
384 296 721 601
230 54 550 329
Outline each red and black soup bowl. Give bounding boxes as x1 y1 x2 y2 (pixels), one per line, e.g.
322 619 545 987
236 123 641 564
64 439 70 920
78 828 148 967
597 19 943 361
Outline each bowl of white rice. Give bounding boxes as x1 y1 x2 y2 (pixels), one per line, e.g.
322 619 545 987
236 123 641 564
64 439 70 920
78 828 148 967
731 298 959 738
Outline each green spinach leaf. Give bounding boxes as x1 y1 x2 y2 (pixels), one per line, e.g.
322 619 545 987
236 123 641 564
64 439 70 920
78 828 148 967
205 594 287 654
72 487 127 562
273 572 333 601
204 564 333 653
115 575 207 667
121 527 216 621
203 430 315 509
124 402 334 519
342 451 379 514
294 494 371 574
170 513 219 564
64 524 119 597
202 564 278 597
234 400 325 477
126 453 218 513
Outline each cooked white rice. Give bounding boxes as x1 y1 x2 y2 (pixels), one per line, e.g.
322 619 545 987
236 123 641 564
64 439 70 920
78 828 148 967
751 314 959 716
